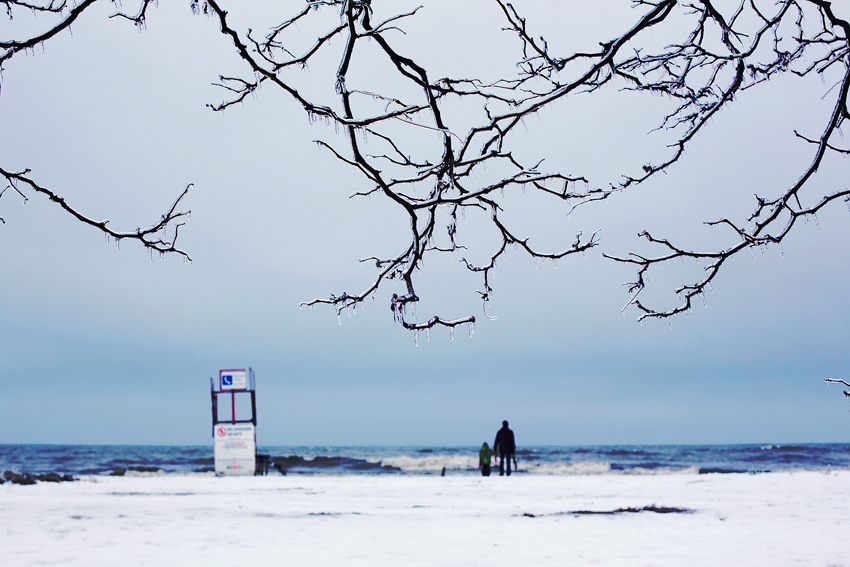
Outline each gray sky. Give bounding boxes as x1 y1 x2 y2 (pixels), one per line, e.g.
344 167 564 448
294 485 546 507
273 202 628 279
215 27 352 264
2 0 849 446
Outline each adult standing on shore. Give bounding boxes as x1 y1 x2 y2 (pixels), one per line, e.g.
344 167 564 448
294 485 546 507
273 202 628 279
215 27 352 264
493 420 516 476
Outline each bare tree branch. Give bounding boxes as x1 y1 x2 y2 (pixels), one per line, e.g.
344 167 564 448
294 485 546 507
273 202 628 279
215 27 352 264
0 166 192 259
1 0 193 260
4 0 850 336
0 0 98 70
200 0 604 332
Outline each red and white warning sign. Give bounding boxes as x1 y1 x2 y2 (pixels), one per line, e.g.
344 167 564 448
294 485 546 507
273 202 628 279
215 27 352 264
213 423 256 476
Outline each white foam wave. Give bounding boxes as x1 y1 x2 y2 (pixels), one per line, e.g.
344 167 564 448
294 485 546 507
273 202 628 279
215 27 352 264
381 455 479 472
379 455 702 476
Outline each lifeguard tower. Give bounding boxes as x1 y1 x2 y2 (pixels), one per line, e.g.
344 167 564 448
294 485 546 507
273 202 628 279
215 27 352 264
210 368 268 475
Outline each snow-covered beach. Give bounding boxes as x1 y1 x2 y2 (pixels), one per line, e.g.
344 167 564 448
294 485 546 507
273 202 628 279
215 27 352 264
3 470 848 566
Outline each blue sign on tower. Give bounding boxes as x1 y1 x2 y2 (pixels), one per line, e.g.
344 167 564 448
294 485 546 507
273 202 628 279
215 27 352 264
219 369 247 390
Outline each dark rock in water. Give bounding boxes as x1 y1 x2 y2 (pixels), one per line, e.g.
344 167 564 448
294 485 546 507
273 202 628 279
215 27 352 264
270 455 305 474
3 471 37 485
350 461 399 471
38 473 62 482
699 467 747 474
2 471 76 484
308 456 348 467
103 465 158 475
14 473 37 485
271 454 401 474
128 466 161 473
194 467 215 473
37 472 75 483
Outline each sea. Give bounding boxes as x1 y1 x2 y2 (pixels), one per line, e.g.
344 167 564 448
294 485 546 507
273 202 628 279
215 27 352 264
2 444 850 477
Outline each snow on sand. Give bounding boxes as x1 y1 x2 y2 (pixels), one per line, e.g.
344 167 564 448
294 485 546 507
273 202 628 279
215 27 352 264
2 470 848 566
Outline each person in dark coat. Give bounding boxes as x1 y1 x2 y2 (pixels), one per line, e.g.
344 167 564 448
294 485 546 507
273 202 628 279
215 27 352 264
493 420 516 476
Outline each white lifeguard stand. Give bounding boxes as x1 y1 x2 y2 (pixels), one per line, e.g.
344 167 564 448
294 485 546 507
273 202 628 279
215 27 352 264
210 368 262 476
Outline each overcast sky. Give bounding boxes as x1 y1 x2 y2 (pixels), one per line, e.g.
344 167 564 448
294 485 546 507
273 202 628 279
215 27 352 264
2 0 850 447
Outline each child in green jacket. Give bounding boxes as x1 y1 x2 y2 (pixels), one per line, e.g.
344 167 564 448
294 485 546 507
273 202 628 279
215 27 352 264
479 442 494 476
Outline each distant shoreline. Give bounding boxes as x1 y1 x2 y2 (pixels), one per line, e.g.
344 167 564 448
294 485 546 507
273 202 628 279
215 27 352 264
2 443 849 477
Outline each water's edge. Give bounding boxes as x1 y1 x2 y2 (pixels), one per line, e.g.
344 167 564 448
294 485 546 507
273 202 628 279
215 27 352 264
2 443 849 477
